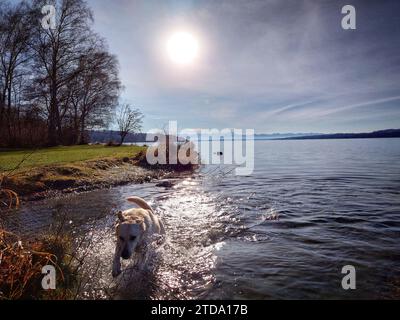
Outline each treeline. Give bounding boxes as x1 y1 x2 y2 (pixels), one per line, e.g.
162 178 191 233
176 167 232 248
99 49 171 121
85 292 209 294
0 0 121 147
89 130 149 144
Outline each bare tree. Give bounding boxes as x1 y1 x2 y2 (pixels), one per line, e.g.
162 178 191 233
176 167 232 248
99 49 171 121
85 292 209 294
29 0 96 146
116 104 143 145
67 47 121 144
0 0 122 148
0 1 32 146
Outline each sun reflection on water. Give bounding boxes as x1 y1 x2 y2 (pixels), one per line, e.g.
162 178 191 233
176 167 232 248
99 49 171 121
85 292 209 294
73 176 235 300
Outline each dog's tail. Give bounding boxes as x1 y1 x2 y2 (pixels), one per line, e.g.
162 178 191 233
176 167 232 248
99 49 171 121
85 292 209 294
127 196 154 212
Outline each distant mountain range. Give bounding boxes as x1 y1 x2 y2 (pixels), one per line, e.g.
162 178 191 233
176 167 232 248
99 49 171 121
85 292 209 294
89 129 400 143
255 133 322 140
89 131 324 143
279 129 400 140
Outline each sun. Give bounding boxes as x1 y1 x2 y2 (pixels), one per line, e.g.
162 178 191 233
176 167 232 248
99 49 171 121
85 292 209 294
167 31 199 66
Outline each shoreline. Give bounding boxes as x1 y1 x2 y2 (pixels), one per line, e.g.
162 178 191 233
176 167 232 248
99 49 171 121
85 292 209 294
1 157 183 203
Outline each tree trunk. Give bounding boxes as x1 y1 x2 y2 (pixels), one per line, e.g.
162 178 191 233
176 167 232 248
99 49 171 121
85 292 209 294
48 52 59 146
120 133 127 145
0 95 4 129
0 96 5 145
79 117 86 145
48 96 58 146
6 75 13 146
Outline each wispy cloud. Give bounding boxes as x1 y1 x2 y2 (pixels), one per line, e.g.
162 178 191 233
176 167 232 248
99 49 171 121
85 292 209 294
316 96 400 117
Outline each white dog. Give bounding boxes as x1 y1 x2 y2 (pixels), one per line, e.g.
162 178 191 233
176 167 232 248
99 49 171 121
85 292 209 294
112 196 165 278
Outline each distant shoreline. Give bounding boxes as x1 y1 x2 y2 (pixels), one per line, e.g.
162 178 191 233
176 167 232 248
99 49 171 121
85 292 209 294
105 128 400 143
278 129 400 141
276 136 400 141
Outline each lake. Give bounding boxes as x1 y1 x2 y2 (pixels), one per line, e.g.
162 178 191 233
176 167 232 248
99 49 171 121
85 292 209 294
3 138 400 299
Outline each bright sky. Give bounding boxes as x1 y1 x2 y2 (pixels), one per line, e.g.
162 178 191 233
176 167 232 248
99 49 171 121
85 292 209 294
87 0 400 133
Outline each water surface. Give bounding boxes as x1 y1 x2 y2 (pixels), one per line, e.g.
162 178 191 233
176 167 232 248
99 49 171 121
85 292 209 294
3 139 400 299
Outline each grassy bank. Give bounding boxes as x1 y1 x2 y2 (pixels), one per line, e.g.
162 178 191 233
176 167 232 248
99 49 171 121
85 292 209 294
0 143 198 202
0 145 165 201
0 145 145 172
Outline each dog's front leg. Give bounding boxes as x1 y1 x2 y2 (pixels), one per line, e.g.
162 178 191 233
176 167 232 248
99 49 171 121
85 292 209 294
112 246 122 278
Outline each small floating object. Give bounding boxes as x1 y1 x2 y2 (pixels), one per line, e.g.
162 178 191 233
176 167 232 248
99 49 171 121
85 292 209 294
156 181 175 188
216 152 223 156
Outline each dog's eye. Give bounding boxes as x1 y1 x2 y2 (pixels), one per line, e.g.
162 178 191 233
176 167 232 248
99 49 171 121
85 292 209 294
130 236 136 241
119 236 125 242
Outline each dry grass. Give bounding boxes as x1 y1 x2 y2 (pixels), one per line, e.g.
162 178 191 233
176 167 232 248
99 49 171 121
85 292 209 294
0 217 86 300
0 189 20 210
0 186 77 300
0 229 63 300
0 175 20 210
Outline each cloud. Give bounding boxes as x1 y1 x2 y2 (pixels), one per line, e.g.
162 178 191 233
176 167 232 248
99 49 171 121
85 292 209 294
88 0 400 132
314 96 400 117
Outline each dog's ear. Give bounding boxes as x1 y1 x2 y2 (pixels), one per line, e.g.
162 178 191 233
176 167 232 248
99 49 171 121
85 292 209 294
117 211 125 222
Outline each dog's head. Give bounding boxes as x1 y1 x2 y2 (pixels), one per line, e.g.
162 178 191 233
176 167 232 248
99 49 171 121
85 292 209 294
116 211 145 260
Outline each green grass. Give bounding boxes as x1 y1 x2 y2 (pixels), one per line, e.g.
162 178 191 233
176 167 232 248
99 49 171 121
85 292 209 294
0 145 145 172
